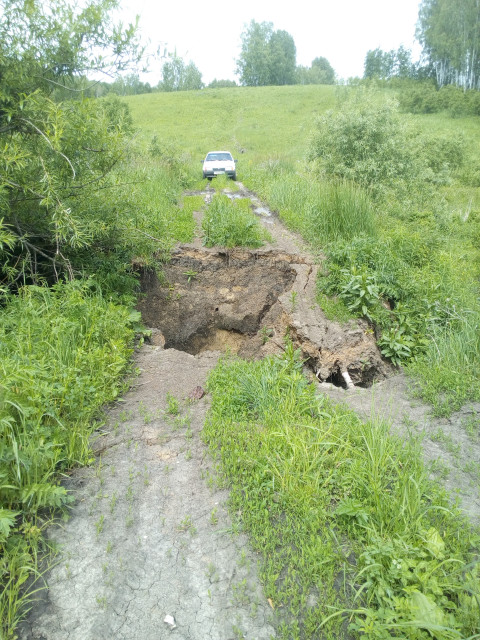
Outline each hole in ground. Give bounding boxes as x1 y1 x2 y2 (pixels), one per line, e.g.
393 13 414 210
138 248 297 356
165 328 246 356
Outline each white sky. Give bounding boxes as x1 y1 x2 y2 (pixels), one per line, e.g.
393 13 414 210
116 0 422 85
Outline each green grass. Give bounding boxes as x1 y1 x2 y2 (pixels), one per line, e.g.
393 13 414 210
204 350 480 639
0 280 140 635
126 85 338 162
201 193 270 248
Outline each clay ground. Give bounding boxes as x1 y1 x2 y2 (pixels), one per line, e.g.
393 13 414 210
20 183 480 640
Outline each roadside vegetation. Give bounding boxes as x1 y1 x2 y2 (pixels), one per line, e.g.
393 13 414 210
202 194 270 248
205 348 479 639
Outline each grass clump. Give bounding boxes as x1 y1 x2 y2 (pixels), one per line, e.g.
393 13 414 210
244 168 376 246
204 350 480 639
202 193 269 248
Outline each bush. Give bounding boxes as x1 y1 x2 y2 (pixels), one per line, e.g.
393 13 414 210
399 81 480 117
307 96 422 197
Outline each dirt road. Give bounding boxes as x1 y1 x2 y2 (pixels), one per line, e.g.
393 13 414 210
21 183 479 639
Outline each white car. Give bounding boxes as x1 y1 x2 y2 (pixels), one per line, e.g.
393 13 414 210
202 150 236 180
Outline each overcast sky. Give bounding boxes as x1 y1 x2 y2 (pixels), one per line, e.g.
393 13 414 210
116 0 422 85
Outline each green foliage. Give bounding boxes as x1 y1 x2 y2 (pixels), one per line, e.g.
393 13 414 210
158 53 204 92
0 0 144 290
296 57 336 85
409 311 480 415
0 280 137 635
308 95 432 199
201 194 269 248
364 46 414 80
236 20 297 86
207 79 238 89
244 169 376 245
399 81 480 116
205 353 480 639
417 0 480 90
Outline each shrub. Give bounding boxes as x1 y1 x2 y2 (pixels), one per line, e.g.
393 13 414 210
307 96 421 197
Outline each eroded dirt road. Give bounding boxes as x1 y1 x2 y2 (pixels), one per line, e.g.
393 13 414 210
21 183 480 640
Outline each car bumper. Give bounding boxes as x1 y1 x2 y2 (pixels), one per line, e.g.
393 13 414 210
203 169 236 178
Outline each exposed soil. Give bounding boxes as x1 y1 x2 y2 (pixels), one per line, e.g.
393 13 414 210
21 183 480 639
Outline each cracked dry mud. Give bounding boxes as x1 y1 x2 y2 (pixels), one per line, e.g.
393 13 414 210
21 183 480 639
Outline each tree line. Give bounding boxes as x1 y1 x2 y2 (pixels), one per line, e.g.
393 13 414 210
364 0 479 90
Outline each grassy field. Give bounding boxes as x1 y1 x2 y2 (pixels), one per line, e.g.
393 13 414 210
127 84 338 162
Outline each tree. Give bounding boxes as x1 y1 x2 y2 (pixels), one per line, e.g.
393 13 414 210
236 20 297 86
208 79 237 88
236 20 273 86
268 30 297 85
364 48 395 79
183 62 204 91
297 57 336 85
158 53 203 91
417 0 480 89
110 73 152 96
0 0 142 290
363 47 414 80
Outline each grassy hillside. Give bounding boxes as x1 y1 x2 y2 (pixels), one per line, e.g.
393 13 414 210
127 84 338 161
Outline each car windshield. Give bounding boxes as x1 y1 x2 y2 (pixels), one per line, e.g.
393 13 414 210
206 152 232 161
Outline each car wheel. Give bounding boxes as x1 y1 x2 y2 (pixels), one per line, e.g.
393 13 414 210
231 173 237 181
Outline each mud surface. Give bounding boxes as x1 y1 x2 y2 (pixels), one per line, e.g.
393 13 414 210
21 182 479 639
20 348 276 640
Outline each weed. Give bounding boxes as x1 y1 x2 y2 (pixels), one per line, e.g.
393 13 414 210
206 562 219 583
431 427 462 457
109 492 117 514
289 290 298 312
183 269 198 284
209 508 219 526
177 515 197 535
428 458 450 479
231 579 249 606
95 515 105 537
202 194 269 248
260 326 274 344
166 392 180 416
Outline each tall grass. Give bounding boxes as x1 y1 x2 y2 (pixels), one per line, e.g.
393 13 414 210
205 351 480 639
244 168 376 245
410 311 480 415
0 281 138 635
201 193 269 248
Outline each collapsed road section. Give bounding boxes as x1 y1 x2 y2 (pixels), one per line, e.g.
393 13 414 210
138 246 392 388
